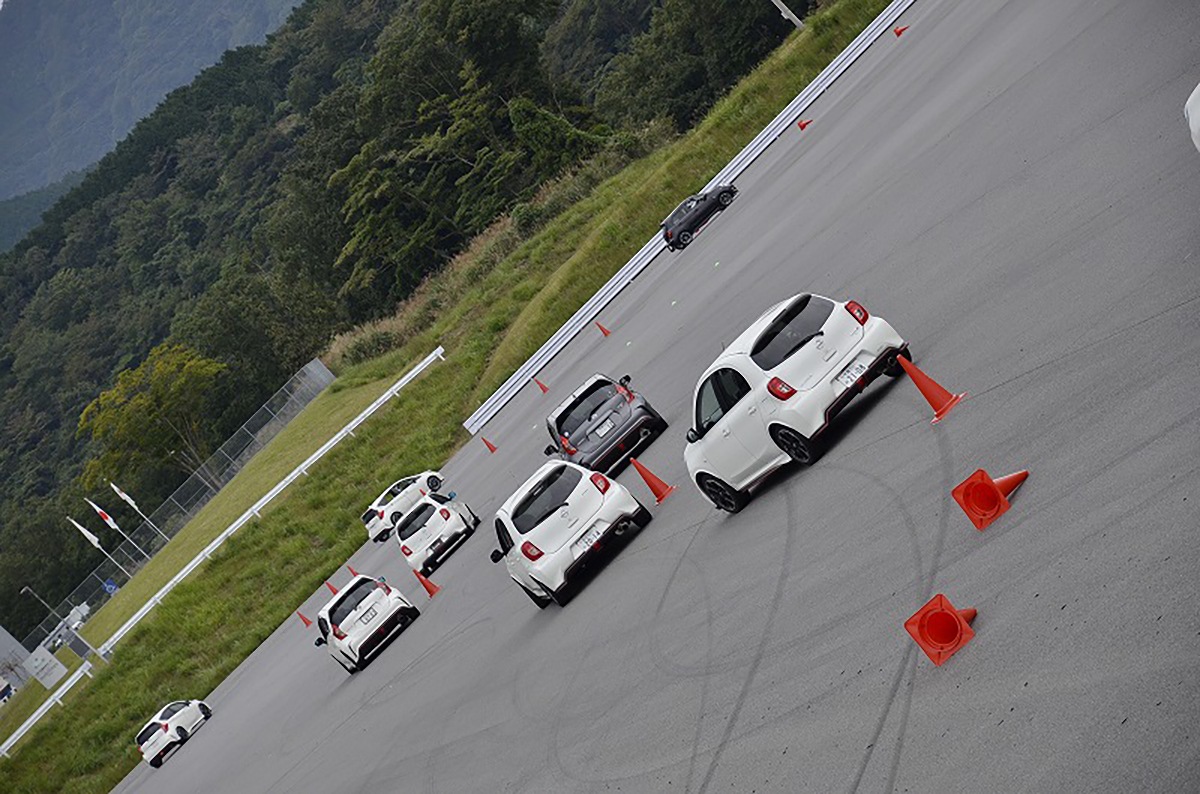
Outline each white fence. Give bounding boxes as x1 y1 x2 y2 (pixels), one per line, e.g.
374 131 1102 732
462 0 918 434
97 346 445 655
0 662 93 758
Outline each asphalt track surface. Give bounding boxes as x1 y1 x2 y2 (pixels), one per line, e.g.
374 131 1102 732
112 1 1200 792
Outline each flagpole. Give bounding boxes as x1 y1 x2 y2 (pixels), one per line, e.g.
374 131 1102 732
97 545 133 578
110 481 170 542
69 517 133 578
86 499 151 560
133 503 169 542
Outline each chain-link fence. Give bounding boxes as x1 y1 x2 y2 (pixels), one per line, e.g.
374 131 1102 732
22 359 335 652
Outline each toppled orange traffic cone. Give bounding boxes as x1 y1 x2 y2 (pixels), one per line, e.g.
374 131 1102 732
896 356 966 423
296 611 312 628
483 437 498 454
535 378 550 394
414 568 441 598
894 25 909 36
905 594 976 666
347 564 359 577
325 580 338 595
797 119 813 130
630 458 675 504
595 321 612 337
952 469 1029 530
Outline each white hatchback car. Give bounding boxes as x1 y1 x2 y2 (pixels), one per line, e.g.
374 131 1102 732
1186 79 1200 154
394 492 480 576
314 574 420 673
135 699 212 768
361 470 444 542
685 293 908 512
489 461 651 607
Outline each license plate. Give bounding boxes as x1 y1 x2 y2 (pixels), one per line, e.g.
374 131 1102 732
594 419 615 438
836 360 869 388
360 607 377 624
573 525 605 555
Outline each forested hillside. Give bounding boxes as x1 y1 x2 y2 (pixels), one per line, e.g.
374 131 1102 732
0 171 86 253
0 0 797 637
0 0 302 200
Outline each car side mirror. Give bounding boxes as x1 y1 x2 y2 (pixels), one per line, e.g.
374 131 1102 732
447 491 456 500
377 576 386 583
490 549 504 564
314 637 326 647
544 444 557 456
686 428 700 444
618 374 631 387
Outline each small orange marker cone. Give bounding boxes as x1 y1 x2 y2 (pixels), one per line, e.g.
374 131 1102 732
325 580 338 595
414 568 441 598
894 25 909 36
595 321 612 337
952 469 1029 530
535 378 550 394
347 564 359 577
630 458 676 504
296 611 312 628
482 437 498 454
905 594 976 666
896 356 966 423
797 119 813 130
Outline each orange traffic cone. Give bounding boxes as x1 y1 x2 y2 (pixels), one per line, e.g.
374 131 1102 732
414 568 441 598
325 580 338 595
905 594 976 666
595 321 612 337
952 469 1029 530
630 458 676 504
894 25 909 36
896 356 966 423
797 119 813 130
534 378 550 394
482 437 498 453
347 564 359 577
296 611 312 628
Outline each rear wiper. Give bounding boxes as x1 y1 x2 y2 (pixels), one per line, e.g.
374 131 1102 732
784 330 823 358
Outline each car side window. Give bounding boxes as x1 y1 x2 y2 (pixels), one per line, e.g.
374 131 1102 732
715 368 751 407
695 375 724 432
161 703 184 719
495 518 514 553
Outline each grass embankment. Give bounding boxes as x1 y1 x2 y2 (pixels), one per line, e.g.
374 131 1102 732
0 649 85 751
0 2 890 789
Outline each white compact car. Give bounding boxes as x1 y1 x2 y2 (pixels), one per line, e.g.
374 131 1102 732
361 470 444 542
489 461 651 607
1186 79 1200 154
684 293 908 512
135 699 212 768
394 492 480 576
315 574 419 673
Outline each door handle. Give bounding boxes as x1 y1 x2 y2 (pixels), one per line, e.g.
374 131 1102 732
747 406 757 415
721 428 731 437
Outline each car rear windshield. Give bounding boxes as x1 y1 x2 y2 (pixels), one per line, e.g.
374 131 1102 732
360 508 378 526
136 723 160 746
511 466 583 535
750 295 835 370
330 579 379 626
395 503 435 541
556 381 619 438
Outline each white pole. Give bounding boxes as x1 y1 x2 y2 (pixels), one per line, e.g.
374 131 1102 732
768 0 805 28
98 546 133 578
105 518 152 561
134 503 170 542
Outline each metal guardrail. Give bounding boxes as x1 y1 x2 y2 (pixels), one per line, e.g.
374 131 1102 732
0 662 93 758
97 347 445 655
463 0 918 434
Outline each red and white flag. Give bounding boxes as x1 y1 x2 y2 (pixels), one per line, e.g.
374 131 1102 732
67 516 102 550
110 481 139 513
85 498 120 532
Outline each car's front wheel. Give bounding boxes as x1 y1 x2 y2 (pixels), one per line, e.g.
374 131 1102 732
884 347 912 378
698 474 748 513
199 703 212 719
427 475 442 492
519 582 552 609
771 425 822 466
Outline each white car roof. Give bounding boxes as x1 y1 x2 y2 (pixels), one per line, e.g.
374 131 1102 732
369 471 437 508
700 292 826 380
498 461 584 517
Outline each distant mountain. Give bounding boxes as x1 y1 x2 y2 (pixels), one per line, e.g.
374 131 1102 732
0 0 303 200
0 170 87 253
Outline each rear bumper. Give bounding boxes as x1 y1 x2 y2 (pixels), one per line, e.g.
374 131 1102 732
348 603 419 663
582 411 663 475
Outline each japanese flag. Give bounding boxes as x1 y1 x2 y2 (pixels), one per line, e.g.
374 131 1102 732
85 498 120 532
68 516 102 550
109 481 139 512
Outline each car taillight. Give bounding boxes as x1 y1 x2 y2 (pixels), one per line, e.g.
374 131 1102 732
767 377 797 400
591 472 610 493
378 509 385 520
332 624 347 640
401 544 412 557
845 300 869 325
376 580 392 594
439 508 451 520
665 229 672 240
521 541 543 561
616 384 634 403
161 723 169 733
560 435 577 455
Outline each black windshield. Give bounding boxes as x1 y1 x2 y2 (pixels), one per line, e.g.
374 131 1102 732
395 503 435 541
512 466 583 534
136 723 161 745
329 579 378 626
750 295 834 370
555 381 620 438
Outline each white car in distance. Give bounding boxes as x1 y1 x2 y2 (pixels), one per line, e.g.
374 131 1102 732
489 461 651 608
361 470 444 542
395 492 480 576
135 699 212 768
1186 79 1200 154
684 293 908 512
315 574 419 673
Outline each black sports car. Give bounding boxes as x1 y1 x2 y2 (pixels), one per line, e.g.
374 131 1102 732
661 184 738 250
544 374 667 475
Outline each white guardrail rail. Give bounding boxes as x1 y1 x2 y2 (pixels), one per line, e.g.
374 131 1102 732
1 662 94 758
463 0 917 434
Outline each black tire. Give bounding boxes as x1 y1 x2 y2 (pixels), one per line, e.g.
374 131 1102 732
199 703 212 719
631 505 652 530
389 511 402 527
427 475 442 492
884 347 912 378
336 656 357 674
698 474 748 513
519 582 552 609
718 190 734 206
420 565 431 577
550 584 574 608
377 527 392 542
677 230 694 247
176 726 189 742
771 425 822 466
149 756 163 769
646 408 669 434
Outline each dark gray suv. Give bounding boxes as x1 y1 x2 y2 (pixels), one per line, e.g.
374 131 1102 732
543 374 667 474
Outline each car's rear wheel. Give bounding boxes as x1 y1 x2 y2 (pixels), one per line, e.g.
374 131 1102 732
336 657 356 674
884 347 912 378
519 582 552 609
199 703 212 719
718 190 734 206
677 230 693 247
149 756 163 769
427 475 442 492
631 505 652 530
698 474 748 513
176 726 189 742
771 425 821 465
